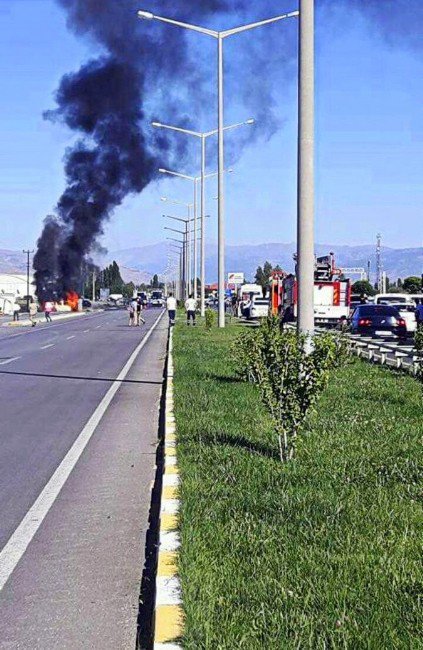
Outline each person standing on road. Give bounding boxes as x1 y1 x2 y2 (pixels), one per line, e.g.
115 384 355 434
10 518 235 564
12 302 21 322
128 299 136 326
166 293 177 326
185 294 197 326
136 296 146 326
44 301 53 323
415 302 423 326
29 301 38 327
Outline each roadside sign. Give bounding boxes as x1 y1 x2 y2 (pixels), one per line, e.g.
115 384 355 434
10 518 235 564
228 272 244 285
100 288 110 300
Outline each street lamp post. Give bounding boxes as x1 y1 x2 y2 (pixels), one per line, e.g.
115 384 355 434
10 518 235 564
153 119 254 315
138 10 298 327
297 0 315 343
159 166 234 308
161 197 193 294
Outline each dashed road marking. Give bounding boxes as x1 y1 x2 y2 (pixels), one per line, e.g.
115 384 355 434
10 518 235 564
40 344 54 350
66 336 76 340
83 329 90 333
95 325 102 329
0 356 21 366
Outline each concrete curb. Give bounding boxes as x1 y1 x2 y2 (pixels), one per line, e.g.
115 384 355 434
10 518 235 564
1 311 96 328
154 327 184 649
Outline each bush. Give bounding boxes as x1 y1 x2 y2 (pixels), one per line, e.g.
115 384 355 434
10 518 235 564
204 308 215 330
232 318 350 461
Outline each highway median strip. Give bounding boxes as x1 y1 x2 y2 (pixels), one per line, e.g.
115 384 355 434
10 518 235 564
171 318 422 648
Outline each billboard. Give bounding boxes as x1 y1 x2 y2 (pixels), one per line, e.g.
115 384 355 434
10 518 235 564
227 272 244 286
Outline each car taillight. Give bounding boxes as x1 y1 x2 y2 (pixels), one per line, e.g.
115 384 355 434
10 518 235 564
397 318 406 327
358 318 371 326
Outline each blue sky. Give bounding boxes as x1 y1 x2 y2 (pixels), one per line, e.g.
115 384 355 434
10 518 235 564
0 0 422 254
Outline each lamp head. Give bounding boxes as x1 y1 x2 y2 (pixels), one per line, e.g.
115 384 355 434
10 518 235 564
245 118 255 125
151 121 162 128
160 197 167 202
137 10 154 20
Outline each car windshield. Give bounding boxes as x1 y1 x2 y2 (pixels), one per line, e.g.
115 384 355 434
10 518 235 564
377 296 409 304
356 306 399 317
151 292 162 299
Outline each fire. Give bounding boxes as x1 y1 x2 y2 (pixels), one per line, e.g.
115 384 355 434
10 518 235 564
66 291 79 311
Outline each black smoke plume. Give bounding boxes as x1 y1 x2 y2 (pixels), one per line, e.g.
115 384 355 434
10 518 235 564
34 0 422 300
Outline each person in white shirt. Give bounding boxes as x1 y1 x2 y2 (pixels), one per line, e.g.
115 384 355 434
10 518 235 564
184 294 197 326
166 293 177 326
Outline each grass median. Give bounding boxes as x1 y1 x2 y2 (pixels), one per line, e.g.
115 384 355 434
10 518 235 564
172 318 422 649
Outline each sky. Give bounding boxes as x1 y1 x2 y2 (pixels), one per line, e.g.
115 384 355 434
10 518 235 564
0 0 422 255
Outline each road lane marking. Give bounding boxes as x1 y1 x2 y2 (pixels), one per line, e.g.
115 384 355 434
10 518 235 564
95 325 101 329
40 344 54 350
83 329 90 333
0 356 21 366
66 336 76 340
0 309 164 593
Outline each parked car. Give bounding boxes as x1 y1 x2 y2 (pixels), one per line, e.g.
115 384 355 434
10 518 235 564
245 295 270 320
350 305 407 338
82 298 92 309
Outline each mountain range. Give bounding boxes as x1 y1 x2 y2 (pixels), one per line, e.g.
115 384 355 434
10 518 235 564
1 243 421 285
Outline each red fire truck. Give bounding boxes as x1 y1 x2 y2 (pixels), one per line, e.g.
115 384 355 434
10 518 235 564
270 253 351 326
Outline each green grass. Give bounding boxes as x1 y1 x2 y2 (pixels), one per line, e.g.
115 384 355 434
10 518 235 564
172 319 422 649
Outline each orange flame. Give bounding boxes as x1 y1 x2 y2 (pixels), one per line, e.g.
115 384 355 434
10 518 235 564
66 291 79 311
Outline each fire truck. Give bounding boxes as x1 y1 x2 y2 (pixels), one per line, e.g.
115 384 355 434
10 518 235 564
270 253 351 326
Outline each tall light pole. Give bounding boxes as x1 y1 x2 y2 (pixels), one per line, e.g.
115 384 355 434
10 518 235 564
297 0 315 342
138 10 298 327
22 249 34 312
159 166 234 306
166 237 185 299
161 197 193 293
153 119 255 314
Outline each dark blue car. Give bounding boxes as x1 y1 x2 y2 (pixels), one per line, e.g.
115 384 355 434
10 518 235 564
350 304 407 338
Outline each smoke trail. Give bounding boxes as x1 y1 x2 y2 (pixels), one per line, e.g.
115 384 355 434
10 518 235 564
34 0 422 300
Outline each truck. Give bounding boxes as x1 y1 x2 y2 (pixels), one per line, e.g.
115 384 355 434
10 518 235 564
272 254 351 326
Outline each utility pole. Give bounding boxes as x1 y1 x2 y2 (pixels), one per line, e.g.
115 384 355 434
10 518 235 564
376 233 382 291
367 260 371 283
22 249 34 312
92 271 96 302
297 0 315 343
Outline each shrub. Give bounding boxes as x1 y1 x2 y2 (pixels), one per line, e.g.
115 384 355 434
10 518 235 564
232 318 350 461
205 308 215 330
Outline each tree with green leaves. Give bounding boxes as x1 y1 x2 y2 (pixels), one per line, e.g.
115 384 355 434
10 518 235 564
255 261 273 289
403 276 422 294
352 280 375 296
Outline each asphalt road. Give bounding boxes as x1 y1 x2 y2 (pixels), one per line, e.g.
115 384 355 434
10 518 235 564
0 307 168 649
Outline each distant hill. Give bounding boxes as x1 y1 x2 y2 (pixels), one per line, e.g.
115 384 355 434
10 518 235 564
1 243 421 285
101 242 422 284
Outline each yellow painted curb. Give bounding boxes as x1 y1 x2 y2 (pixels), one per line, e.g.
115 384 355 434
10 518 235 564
155 605 184 643
157 551 178 578
161 512 178 531
162 485 178 500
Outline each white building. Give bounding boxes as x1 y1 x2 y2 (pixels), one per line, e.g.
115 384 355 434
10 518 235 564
0 273 35 314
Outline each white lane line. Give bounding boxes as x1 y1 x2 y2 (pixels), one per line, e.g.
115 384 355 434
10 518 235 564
40 344 54 350
0 356 21 366
83 329 90 333
95 325 101 329
0 309 164 593
66 335 76 340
